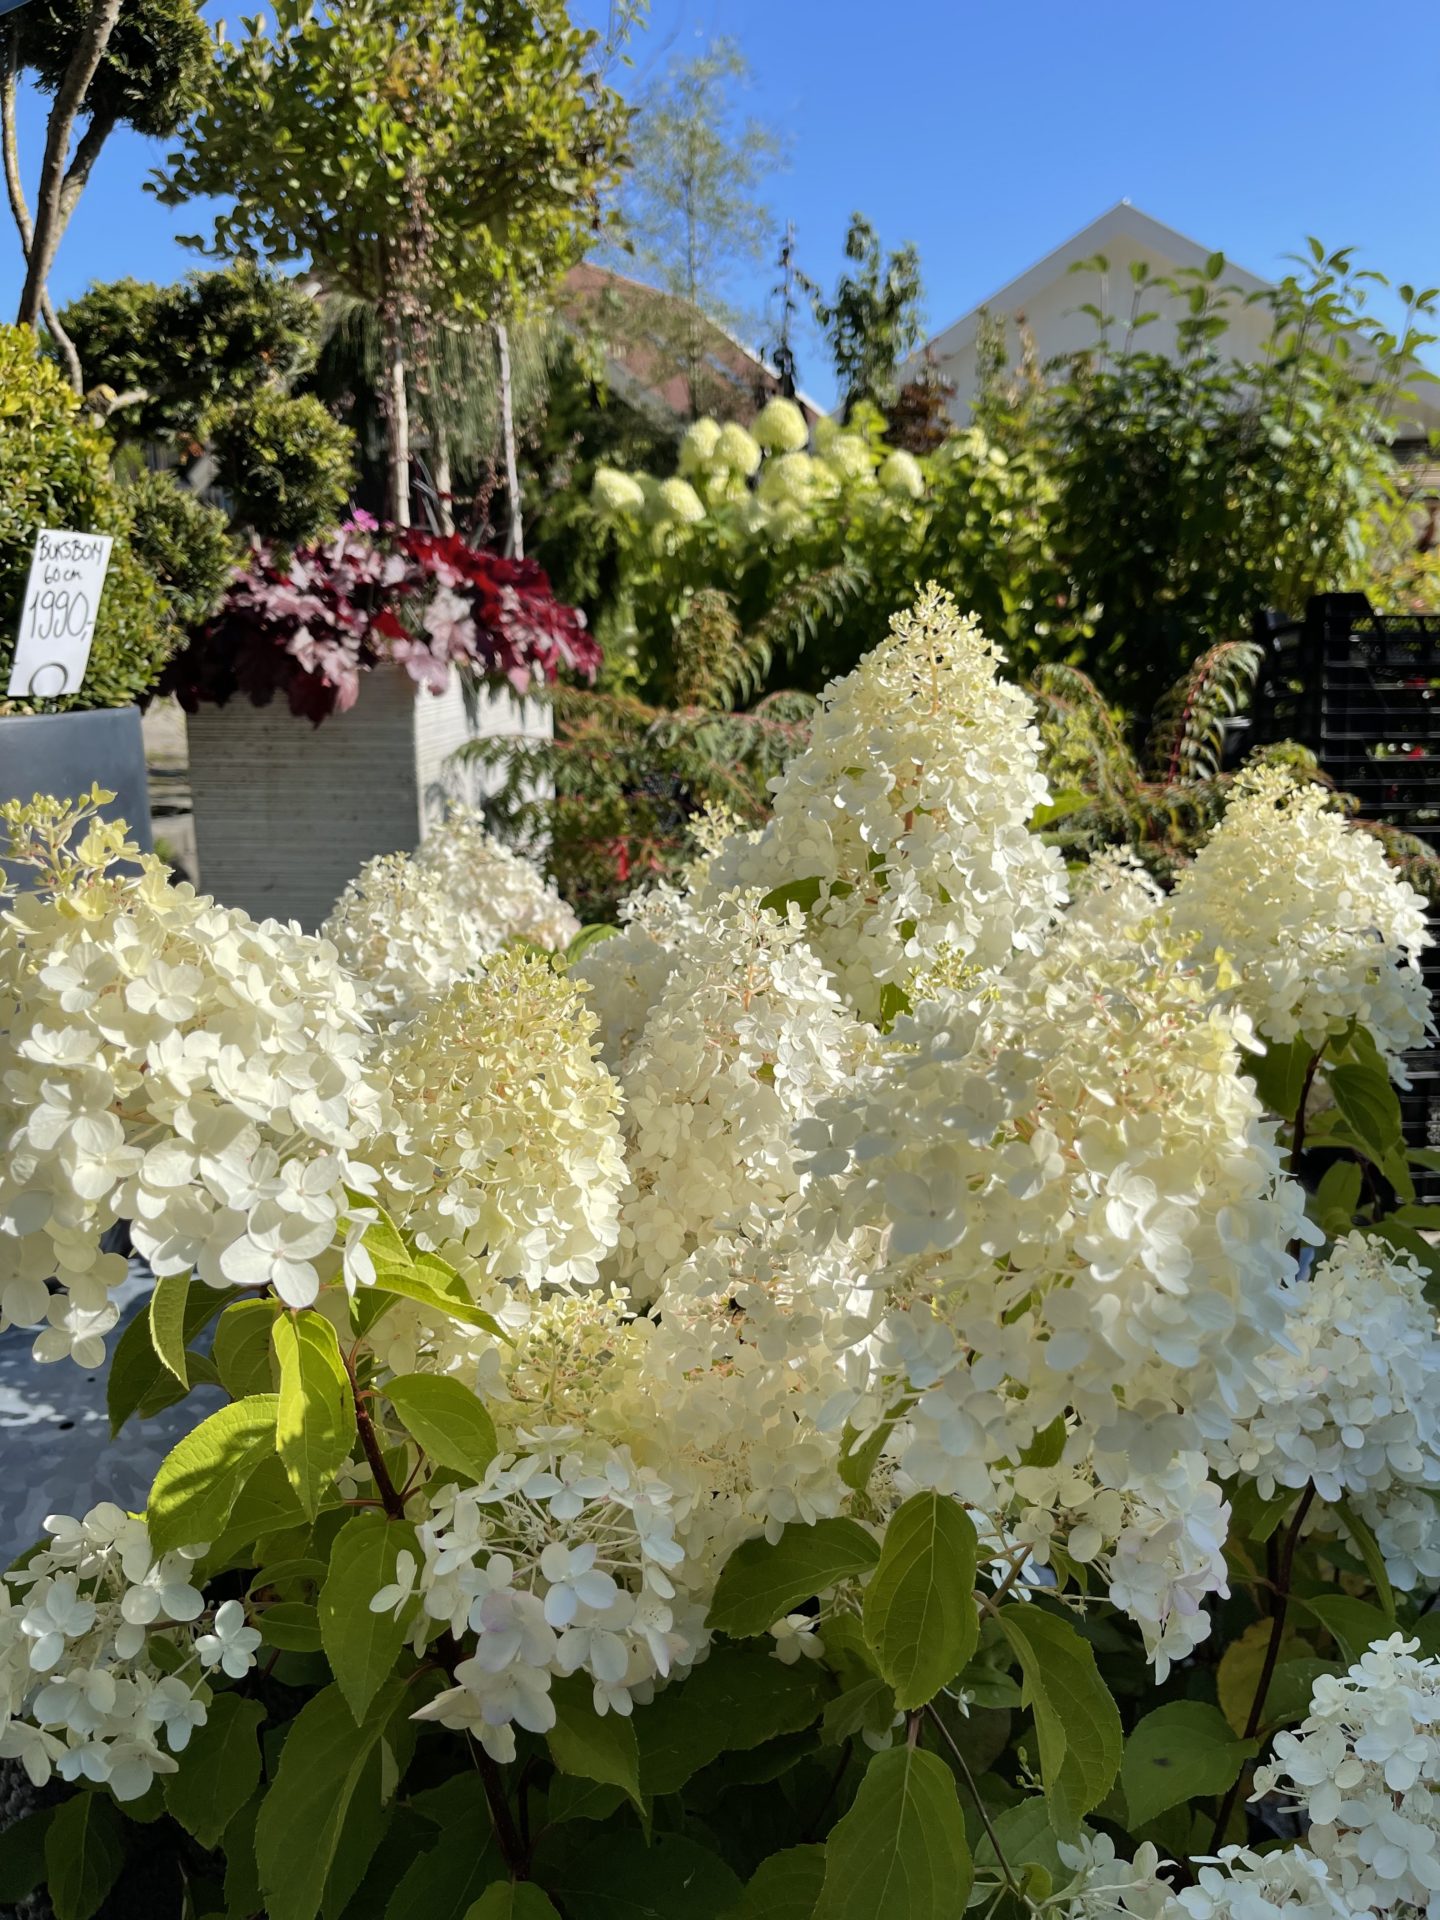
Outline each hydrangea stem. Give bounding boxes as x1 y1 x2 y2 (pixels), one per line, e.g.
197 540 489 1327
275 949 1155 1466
341 1345 405 1521
1210 1481 1317 1848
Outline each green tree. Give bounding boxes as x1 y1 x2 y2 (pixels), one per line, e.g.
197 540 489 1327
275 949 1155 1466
155 0 631 529
609 37 782 418
0 0 209 389
62 265 321 443
808 212 924 421
61 265 353 548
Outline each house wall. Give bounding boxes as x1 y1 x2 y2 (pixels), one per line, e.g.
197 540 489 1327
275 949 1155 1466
930 237 1276 424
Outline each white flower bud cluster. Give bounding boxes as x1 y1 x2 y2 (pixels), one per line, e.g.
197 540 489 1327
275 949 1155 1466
1209 1234 1440 1590
610 893 873 1290
705 585 1068 1019
1254 1634 1440 1914
1 835 382 1329
1170 767 1432 1076
324 812 577 1024
0 1505 257 1802
404 1437 696 1757
375 952 626 1291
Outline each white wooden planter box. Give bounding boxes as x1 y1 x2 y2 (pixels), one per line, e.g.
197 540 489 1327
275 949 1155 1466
187 669 549 930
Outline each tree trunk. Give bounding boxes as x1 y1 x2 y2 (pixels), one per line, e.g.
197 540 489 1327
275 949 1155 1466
496 318 523 559
17 0 122 328
432 418 454 535
385 323 412 530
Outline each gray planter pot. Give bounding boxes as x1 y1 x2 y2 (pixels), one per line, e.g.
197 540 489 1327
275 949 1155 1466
0 705 152 887
186 670 551 931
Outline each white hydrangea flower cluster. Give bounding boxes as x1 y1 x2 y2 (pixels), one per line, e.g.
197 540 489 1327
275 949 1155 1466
0 809 382 1335
375 951 626 1291
413 808 578 955
591 404 891 550
323 852 482 1025
705 585 1068 1019
791 892 1312 1664
752 397 810 453
569 883 697 1075
1170 766 1432 1077
1254 1635 1440 1914
1055 1833 1180 1918
324 811 577 1024
1174 1847 1352 1918
610 892 874 1290
404 1435 697 1756
0 1504 257 1802
992 1447 1231 1679
1210 1233 1440 1590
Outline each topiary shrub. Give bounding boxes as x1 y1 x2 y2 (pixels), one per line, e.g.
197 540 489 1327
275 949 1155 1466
206 388 354 546
123 470 237 629
0 325 171 713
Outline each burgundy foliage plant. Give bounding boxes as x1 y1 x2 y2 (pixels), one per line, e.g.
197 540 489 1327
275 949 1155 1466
159 518 599 724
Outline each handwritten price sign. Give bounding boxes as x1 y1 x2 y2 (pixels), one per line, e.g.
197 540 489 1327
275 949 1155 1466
7 529 114 698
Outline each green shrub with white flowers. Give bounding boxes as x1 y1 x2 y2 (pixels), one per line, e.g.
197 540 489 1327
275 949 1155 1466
1 586 1438 1920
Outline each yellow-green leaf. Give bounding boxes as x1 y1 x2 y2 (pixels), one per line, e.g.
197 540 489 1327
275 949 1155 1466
320 1511 420 1723
274 1313 353 1519
148 1270 191 1388
997 1605 1121 1837
383 1372 497 1482
147 1394 279 1554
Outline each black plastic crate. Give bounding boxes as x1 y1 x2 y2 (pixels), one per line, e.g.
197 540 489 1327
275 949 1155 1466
1254 594 1440 1200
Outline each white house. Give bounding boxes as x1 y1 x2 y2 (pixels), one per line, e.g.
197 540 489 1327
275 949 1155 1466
907 201 1440 444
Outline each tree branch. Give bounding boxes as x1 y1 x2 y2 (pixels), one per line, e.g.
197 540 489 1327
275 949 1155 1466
59 101 116 223
2 32 85 392
2 28 32 249
17 0 122 328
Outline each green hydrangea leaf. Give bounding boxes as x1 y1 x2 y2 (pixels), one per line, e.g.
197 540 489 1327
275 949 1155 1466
163 1691 265 1849
383 1372 497 1483
44 1793 125 1920
636 1644 827 1796
997 1605 1121 1837
1121 1701 1255 1827
863 1492 979 1709
214 1297 280 1398
813 1746 971 1920
147 1392 279 1554
320 1510 421 1723
724 1845 826 1919
256 1680 403 1920
464 1887 564 1919
708 1518 879 1638
148 1269 191 1387
547 1672 643 1811
274 1312 353 1519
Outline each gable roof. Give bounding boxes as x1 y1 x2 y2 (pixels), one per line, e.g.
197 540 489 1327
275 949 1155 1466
564 263 825 425
915 201 1273 369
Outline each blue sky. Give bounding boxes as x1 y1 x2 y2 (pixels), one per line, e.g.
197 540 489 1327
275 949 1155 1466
4 0 1437 407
